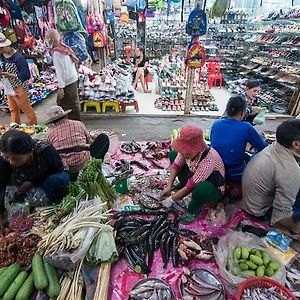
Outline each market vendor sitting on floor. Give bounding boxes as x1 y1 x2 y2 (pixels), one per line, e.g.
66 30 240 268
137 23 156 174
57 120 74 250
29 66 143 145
0 130 70 222
159 125 225 224
242 119 300 235
210 95 267 196
46 106 110 177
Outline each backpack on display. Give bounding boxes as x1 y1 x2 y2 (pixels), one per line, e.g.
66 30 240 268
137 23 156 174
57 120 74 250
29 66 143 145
137 0 146 11
186 4 207 36
64 32 88 62
93 31 106 48
0 7 10 27
54 0 85 32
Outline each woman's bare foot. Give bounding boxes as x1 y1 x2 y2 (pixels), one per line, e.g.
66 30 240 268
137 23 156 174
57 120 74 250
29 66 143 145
143 89 152 93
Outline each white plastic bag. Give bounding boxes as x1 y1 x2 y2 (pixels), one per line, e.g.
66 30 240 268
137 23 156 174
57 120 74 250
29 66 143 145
214 231 286 295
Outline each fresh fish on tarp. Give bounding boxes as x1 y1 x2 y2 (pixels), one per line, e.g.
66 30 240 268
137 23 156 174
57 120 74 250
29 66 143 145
139 194 161 209
129 278 175 300
180 268 224 299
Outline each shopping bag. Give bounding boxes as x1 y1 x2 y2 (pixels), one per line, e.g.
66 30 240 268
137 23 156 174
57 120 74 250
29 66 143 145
253 109 266 125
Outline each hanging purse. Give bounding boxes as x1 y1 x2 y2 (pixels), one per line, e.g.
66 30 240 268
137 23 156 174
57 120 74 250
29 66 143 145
3 28 17 43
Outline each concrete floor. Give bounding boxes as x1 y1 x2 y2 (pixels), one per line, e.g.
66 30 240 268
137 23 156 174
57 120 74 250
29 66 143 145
0 87 289 141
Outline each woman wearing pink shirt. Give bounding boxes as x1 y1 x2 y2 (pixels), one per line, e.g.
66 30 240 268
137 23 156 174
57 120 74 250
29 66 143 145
159 125 225 224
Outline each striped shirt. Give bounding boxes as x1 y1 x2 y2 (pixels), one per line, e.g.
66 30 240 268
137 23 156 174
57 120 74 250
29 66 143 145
172 147 225 193
242 142 300 225
46 119 91 168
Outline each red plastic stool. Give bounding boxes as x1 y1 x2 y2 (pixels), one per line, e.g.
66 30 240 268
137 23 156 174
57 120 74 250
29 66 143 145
207 61 223 89
120 100 139 113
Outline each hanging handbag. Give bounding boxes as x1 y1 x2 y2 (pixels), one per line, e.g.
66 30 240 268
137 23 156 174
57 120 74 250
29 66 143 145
15 21 36 47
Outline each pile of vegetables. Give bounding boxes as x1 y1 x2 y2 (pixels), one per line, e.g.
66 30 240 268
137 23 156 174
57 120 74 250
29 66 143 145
114 211 216 274
38 198 111 256
232 247 280 278
87 227 118 264
78 158 115 208
0 253 60 300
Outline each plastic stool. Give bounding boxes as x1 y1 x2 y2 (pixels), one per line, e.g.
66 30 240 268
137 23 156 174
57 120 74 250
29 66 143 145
120 100 139 113
102 101 120 113
83 100 101 113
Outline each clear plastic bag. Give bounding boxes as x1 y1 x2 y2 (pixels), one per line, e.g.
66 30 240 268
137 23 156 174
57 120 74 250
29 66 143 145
214 231 286 295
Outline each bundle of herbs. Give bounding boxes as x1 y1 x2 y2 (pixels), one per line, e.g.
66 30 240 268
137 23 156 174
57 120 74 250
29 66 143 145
78 158 115 209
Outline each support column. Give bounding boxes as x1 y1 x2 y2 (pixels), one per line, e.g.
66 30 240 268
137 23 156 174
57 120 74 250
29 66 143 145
185 68 195 114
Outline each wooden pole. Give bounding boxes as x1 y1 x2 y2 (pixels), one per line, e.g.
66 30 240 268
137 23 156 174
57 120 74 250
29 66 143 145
185 68 195 114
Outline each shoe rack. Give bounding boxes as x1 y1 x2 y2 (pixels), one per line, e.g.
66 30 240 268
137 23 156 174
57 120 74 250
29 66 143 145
206 16 300 115
145 20 188 59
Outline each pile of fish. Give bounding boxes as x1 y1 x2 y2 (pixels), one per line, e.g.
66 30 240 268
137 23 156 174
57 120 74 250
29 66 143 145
114 211 217 274
242 287 292 300
178 235 217 263
120 141 142 154
129 278 175 300
286 256 300 298
181 268 224 300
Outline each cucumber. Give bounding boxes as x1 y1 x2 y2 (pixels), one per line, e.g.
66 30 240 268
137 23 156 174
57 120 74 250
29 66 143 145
0 267 7 276
15 273 35 300
44 261 60 297
32 253 48 290
0 263 21 296
3 271 27 300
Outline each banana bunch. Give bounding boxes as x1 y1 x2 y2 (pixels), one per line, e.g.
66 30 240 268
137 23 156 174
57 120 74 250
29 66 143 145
209 0 231 18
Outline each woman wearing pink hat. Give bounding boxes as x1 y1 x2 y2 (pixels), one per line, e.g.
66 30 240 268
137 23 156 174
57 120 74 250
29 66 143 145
160 125 225 224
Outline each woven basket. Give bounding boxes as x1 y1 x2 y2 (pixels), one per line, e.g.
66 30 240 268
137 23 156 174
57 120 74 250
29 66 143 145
236 277 297 300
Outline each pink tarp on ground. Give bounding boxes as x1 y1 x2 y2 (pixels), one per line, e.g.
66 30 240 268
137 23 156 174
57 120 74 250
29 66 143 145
108 142 270 299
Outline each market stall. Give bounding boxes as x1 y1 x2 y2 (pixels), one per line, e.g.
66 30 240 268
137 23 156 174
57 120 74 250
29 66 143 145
0 123 299 300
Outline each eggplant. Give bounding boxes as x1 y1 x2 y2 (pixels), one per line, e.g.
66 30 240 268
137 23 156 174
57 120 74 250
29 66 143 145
172 234 179 267
124 247 151 274
169 224 197 237
122 228 151 245
166 233 175 265
160 231 170 268
154 220 169 250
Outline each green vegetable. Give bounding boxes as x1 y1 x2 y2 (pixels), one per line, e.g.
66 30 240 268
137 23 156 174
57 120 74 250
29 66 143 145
262 252 271 266
255 250 262 258
44 262 60 297
234 247 242 260
0 267 7 276
239 263 249 271
269 261 280 271
0 263 21 296
256 266 265 277
266 268 275 277
78 158 115 208
32 254 48 290
250 248 258 254
242 248 249 260
15 273 35 300
242 270 256 277
3 271 27 300
245 261 258 270
250 254 263 266
87 227 119 264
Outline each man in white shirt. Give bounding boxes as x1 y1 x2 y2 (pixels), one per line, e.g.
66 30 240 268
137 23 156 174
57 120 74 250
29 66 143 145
242 119 300 236
45 29 81 120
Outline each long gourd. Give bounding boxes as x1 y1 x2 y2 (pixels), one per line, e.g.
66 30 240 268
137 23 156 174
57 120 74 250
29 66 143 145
32 253 48 290
3 271 27 300
0 263 21 296
44 261 60 297
15 273 35 300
